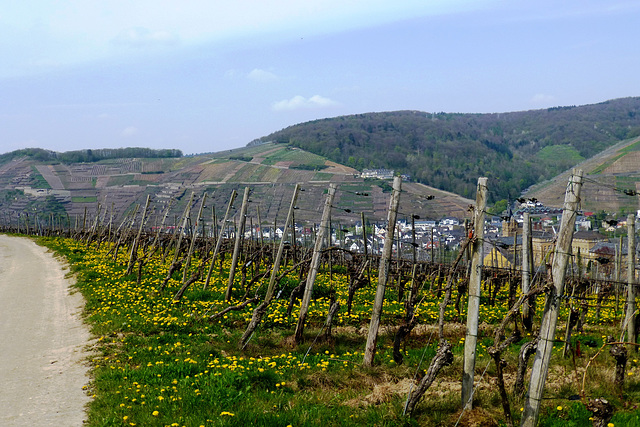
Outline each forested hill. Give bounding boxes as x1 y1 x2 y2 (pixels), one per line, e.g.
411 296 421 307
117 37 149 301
0 147 182 165
256 97 640 202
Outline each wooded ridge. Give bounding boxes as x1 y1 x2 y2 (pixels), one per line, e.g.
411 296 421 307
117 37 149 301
256 97 640 202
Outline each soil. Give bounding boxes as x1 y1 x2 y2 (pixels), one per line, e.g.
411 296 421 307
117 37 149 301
0 235 91 426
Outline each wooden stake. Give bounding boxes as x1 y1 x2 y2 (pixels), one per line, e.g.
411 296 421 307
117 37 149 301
616 235 622 311
461 177 488 410
521 170 583 427
160 193 195 290
522 212 533 331
204 190 237 290
239 184 300 349
181 193 207 284
294 183 337 342
126 195 151 275
226 187 250 300
363 176 402 367
625 214 637 350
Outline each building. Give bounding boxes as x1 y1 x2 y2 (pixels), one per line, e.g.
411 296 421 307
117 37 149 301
360 169 394 180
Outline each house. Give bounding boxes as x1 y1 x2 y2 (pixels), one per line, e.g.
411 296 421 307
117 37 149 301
361 169 394 180
572 231 609 262
414 220 436 231
531 230 555 266
440 217 460 227
575 215 592 231
483 246 513 268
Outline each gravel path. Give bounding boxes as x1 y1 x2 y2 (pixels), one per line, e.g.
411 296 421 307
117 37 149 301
0 235 91 426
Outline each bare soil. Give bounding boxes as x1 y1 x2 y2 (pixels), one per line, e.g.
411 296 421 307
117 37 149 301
0 235 91 426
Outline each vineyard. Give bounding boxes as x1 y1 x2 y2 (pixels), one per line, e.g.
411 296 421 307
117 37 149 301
2 172 640 427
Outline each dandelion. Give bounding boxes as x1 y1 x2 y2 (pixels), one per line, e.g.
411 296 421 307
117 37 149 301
152 411 159 416
557 406 563 411
220 411 235 416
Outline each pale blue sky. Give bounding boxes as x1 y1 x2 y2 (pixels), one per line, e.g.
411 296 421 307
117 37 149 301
1 0 638 154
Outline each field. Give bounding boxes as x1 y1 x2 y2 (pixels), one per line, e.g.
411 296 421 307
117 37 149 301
37 236 640 427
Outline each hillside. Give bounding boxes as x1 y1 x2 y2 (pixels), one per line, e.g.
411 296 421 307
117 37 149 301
0 144 473 229
524 135 640 214
257 97 640 203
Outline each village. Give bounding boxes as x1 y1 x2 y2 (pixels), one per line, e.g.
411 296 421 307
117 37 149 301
245 198 640 278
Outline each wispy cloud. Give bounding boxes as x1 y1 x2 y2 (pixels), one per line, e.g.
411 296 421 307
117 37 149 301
225 68 278 82
111 27 178 48
272 95 339 111
121 126 139 137
530 93 555 105
247 68 278 82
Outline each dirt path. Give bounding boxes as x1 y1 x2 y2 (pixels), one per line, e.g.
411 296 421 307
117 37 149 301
0 235 91 426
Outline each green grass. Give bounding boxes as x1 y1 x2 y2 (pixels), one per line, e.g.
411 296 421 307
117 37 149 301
312 172 333 181
261 147 327 167
72 196 98 203
30 165 52 189
591 153 625 175
536 145 585 171
619 138 640 154
590 138 640 175
35 236 640 426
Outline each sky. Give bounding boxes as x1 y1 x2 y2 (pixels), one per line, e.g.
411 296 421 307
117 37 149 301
1 0 639 155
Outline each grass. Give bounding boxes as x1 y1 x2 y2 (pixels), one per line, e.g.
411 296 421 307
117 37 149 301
35 236 640 426
590 153 624 175
261 147 327 168
106 175 153 187
535 145 585 171
30 165 52 189
590 138 640 175
72 196 98 203
311 172 333 181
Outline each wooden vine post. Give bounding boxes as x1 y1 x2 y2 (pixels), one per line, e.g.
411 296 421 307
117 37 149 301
181 193 207 284
625 214 637 350
160 192 194 290
294 183 337 343
521 169 583 427
226 187 250 300
522 212 533 331
239 184 300 349
171 192 195 266
126 194 151 275
203 190 237 290
616 235 623 310
363 176 402 367
461 177 488 410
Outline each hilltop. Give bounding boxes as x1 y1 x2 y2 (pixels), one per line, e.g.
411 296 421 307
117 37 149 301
4 96 640 225
0 144 473 228
257 97 640 203
524 135 640 215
